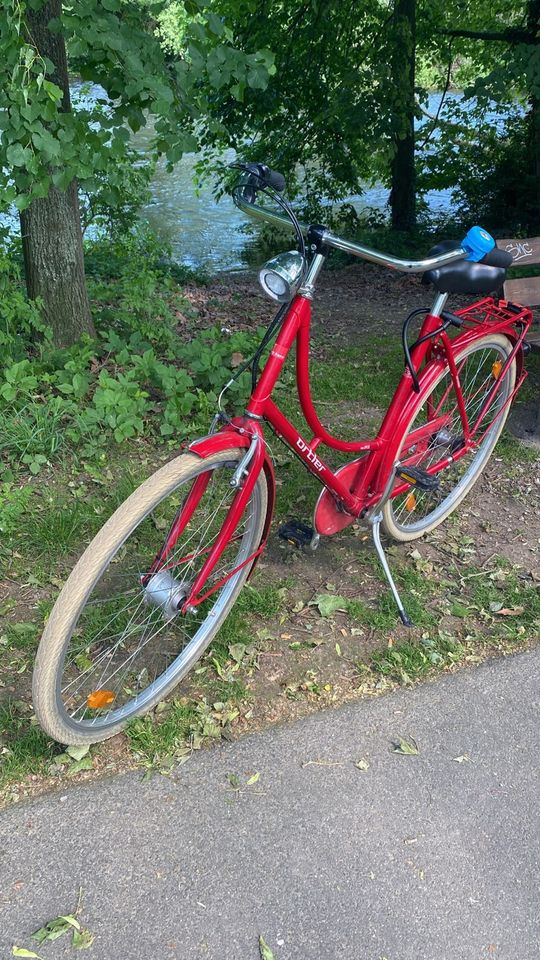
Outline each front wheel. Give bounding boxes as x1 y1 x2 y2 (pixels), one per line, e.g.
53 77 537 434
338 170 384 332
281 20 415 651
382 333 516 542
33 448 268 745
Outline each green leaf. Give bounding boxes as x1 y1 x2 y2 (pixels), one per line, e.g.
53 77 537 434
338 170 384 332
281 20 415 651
228 642 246 663
68 755 94 776
314 594 347 618
246 771 260 785
354 758 370 771
6 143 30 167
393 737 419 756
259 936 275 960
72 928 94 950
66 744 91 761
12 950 45 959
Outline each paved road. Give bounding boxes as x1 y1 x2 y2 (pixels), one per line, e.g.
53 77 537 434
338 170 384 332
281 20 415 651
1 650 539 960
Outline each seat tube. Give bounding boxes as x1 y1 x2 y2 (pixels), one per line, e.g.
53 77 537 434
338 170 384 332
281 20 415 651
413 292 449 366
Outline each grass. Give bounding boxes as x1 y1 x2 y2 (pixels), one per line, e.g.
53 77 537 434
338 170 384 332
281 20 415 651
0 401 66 465
126 701 198 763
0 702 56 791
369 633 466 684
1 306 539 801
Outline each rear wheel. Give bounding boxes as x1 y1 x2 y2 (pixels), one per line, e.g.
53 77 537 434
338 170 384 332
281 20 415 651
33 448 267 745
382 334 516 542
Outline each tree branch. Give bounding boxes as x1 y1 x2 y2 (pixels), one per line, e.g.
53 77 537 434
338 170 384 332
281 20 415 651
438 27 538 44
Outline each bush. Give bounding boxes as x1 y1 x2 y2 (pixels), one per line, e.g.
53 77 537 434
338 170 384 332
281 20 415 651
0 233 260 479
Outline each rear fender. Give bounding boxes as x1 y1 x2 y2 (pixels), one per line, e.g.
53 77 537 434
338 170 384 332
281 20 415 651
377 326 524 486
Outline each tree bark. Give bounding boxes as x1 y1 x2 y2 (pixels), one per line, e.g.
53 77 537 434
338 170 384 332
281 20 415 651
19 0 94 346
389 0 416 231
527 1 540 228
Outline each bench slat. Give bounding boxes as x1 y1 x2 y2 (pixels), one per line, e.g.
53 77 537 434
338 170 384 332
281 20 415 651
498 237 540 266
503 277 540 307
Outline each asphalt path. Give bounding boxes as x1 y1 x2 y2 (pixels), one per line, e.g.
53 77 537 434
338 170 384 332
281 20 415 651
1 649 539 960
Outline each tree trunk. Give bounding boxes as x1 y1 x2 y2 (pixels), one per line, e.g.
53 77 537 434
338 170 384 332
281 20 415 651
389 0 416 231
19 0 94 347
527 1 540 229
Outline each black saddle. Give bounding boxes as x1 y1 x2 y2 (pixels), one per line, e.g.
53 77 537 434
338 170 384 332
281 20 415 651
422 240 512 296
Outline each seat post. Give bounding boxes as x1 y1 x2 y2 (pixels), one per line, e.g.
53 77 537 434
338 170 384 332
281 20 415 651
430 292 449 318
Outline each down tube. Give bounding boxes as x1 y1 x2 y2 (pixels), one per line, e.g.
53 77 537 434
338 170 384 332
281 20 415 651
263 399 363 515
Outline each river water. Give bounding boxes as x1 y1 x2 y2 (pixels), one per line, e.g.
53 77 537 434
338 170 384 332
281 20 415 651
3 89 512 271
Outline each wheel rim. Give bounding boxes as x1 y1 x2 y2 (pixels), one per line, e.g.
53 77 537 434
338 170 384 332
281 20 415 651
389 340 513 533
54 458 263 733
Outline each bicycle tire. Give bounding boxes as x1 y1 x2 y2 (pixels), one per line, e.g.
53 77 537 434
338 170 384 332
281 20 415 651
33 448 268 745
382 333 516 542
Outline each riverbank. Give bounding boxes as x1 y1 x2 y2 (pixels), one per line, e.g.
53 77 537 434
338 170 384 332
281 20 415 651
1 262 539 804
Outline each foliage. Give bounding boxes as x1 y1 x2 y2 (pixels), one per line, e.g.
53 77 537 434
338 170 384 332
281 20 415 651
451 112 540 233
0 233 261 479
0 0 275 213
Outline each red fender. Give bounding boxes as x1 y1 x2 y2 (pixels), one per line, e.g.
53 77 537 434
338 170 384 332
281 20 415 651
376 321 528 489
188 426 276 575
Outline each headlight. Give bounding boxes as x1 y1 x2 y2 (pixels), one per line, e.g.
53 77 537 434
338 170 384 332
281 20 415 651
259 251 305 302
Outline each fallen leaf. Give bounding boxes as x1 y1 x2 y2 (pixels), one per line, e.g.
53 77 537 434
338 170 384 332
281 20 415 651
496 607 524 617
392 736 419 756
259 935 276 960
12 950 45 959
32 915 78 944
227 773 241 790
72 928 94 950
65 745 90 763
354 758 370 771
453 754 471 763
246 772 260 785
230 351 244 367
313 594 347 618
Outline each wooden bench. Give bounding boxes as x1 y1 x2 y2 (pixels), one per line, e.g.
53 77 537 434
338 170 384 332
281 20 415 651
498 237 540 353
498 237 540 437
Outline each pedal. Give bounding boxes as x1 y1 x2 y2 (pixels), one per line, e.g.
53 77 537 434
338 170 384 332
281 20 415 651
278 518 317 549
396 465 440 492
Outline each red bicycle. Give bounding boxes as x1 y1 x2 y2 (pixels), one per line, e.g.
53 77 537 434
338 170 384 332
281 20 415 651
33 164 532 744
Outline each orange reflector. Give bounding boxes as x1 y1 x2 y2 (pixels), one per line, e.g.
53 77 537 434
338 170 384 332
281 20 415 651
87 689 115 709
492 360 503 379
405 491 416 512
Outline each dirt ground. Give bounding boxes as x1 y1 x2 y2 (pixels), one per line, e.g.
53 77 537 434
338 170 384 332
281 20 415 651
2 262 539 802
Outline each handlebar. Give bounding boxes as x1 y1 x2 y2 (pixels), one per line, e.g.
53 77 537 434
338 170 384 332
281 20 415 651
233 184 468 274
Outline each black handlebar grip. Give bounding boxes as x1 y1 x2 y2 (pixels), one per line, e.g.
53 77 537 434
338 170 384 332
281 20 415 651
265 168 286 192
244 162 286 192
480 246 513 268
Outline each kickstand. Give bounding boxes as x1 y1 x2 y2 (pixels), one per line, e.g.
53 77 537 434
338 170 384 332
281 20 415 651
368 511 412 627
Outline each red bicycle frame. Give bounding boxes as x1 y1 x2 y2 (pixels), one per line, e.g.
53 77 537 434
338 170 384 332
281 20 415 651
176 290 531 611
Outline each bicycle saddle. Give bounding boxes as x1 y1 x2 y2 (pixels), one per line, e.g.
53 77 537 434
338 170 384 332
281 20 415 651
422 240 512 295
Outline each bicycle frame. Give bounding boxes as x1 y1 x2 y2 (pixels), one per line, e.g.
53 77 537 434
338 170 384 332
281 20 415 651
181 285 531 612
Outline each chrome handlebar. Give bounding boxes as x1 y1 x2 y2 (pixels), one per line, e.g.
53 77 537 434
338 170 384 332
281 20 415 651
233 188 467 274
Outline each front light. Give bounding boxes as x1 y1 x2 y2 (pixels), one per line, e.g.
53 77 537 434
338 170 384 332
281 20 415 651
259 250 305 302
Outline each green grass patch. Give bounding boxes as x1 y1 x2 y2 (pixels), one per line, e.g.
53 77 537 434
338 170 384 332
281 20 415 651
495 433 540 464
347 557 439 629
4 621 40 650
369 633 466 685
125 701 198 764
457 564 540 632
0 702 56 790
